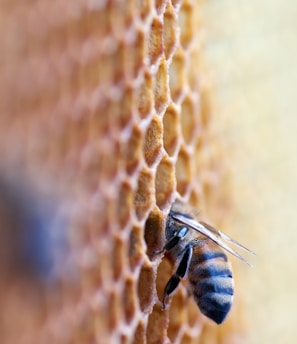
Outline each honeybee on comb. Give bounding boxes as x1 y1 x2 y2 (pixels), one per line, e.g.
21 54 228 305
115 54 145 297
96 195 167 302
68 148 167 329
156 200 255 324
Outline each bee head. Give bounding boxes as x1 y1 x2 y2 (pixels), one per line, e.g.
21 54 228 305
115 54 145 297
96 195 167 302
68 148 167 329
165 214 183 240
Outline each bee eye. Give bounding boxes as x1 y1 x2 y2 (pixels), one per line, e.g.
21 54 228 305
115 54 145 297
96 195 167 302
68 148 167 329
177 227 188 238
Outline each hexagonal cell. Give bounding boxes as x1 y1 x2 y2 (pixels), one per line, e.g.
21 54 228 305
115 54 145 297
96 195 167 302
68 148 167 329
70 114 89 156
121 335 129 344
80 307 109 344
143 115 163 166
163 3 178 60
112 235 126 281
108 289 123 331
179 0 194 49
199 85 212 128
71 305 97 343
128 225 145 272
113 41 127 84
89 97 109 137
123 276 137 324
180 96 198 145
117 181 133 229
88 193 116 239
72 127 86 164
121 30 146 82
146 304 169 344
81 53 102 93
189 188 204 212
97 141 120 186
98 43 123 87
132 320 146 344
0 281 50 343
153 58 169 115
86 5 111 41
80 248 103 295
107 88 136 133
117 86 136 130
121 41 137 83
169 48 186 103
155 254 174 302
137 261 156 313
155 157 175 209
136 0 152 21
93 306 110 342
148 17 163 65
109 1 135 39
79 143 102 193
176 147 191 196
134 168 154 221
132 29 146 78
193 139 226 209
144 208 165 260
48 113 72 168
168 287 187 342
136 71 153 119
163 104 179 156
122 125 142 175
180 333 195 344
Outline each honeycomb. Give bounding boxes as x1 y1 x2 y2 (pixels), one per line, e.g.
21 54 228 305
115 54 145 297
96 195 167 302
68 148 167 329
0 1 240 343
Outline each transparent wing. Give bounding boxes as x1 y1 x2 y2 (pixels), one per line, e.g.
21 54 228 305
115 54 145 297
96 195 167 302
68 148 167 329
170 212 255 267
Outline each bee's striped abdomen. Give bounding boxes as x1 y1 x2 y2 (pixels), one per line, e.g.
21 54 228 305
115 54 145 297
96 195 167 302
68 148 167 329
188 243 234 324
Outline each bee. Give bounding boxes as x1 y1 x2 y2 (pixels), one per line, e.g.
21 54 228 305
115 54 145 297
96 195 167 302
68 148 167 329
156 200 255 324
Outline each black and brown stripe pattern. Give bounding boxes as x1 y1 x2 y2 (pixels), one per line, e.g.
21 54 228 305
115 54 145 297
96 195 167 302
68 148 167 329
188 242 234 324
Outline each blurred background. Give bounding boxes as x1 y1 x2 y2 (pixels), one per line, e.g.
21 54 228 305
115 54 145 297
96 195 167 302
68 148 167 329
0 0 296 343
200 1 297 343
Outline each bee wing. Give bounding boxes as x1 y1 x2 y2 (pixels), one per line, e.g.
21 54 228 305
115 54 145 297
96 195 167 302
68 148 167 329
170 213 255 267
199 221 256 256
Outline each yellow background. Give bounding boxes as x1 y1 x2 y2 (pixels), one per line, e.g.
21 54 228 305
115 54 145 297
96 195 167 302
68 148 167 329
201 1 297 343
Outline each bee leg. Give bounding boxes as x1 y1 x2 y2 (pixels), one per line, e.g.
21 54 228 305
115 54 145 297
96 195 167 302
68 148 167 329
161 244 193 309
154 227 189 255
